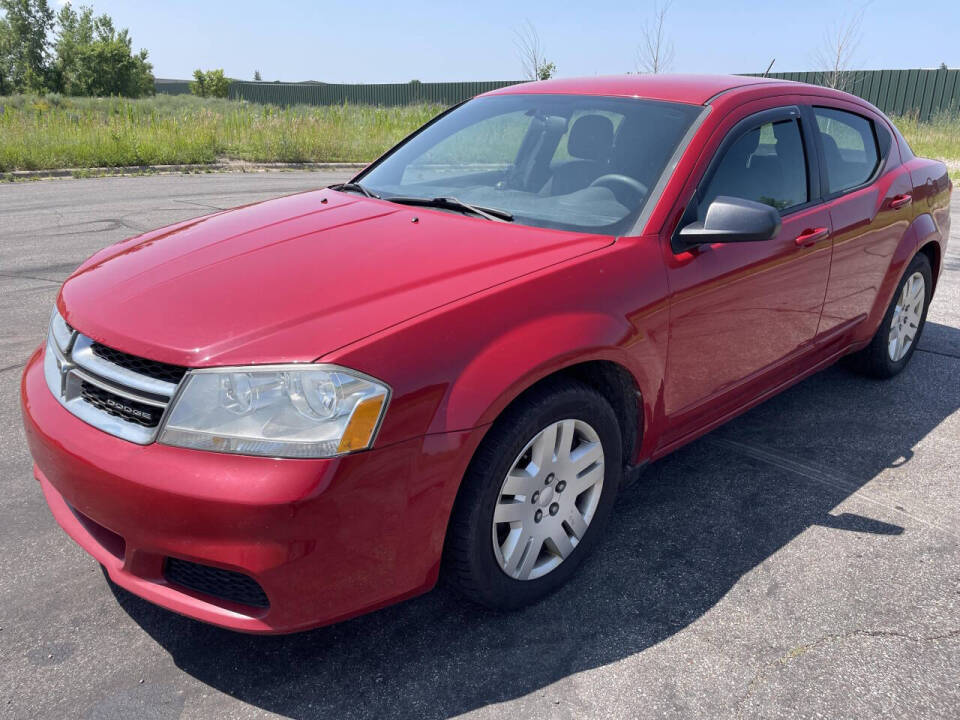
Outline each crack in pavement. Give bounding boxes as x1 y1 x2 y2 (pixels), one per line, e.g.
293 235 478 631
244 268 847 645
916 347 960 360
705 437 960 540
2 217 146 240
733 627 960 717
0 272 63 285
0 362 26 374
0 282 61 297
175 198 228 212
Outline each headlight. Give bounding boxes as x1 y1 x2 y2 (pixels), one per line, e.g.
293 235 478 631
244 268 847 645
159 365 390 458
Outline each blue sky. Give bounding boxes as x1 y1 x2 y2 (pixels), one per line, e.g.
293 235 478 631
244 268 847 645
61 0 960 82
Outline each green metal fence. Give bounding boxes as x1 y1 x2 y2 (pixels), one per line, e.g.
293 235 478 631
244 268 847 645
747 69 960 120
228 80 523 106
154 70 960 119
154 78 192 96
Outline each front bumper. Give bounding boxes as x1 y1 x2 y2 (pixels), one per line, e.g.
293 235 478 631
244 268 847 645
21 347 482 633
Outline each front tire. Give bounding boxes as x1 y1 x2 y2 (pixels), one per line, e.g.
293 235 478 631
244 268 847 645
847 253 932 379
444 380 622 610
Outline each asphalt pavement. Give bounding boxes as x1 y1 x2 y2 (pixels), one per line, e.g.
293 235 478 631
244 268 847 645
1 172 958 719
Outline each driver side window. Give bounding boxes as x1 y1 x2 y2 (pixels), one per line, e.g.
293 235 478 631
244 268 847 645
700 118 808 219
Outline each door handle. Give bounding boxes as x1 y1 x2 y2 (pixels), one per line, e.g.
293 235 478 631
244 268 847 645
794 227 830 248
889 193 913 210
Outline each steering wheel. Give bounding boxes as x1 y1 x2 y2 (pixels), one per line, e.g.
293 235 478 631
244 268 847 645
588 174 648 206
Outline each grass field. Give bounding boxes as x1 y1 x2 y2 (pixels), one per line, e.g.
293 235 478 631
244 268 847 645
0 94 958 177
0 95 442 171
889 112 960 179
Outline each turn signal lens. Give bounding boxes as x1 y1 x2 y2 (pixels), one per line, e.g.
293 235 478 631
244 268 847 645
337 395 387 453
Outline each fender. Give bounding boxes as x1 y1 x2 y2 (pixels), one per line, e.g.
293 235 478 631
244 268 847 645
411 313 658 582
853 212 939 346
325 236 672 458
431 310 661 450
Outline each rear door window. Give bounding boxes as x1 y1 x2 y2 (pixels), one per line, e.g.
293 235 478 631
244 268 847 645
699 117 808 216
813 107 880 194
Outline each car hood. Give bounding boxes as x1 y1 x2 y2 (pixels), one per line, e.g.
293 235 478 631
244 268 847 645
59 190 614 367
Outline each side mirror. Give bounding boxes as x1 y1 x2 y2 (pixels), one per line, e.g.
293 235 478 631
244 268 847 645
676 196 782 252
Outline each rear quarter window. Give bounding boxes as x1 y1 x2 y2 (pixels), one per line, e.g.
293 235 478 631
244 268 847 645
814 107 881 194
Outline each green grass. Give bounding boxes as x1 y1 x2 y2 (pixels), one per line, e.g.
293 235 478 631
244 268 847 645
0 94 958 177
890 111 960 180
0 94 443 171
891 111 960 162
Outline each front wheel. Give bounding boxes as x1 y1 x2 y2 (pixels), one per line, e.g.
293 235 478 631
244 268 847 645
444 380 622 609
847 252 932 379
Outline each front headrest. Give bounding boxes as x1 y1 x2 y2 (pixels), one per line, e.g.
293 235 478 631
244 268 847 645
567 114 614 161
725 126 761 166
613 115 643 152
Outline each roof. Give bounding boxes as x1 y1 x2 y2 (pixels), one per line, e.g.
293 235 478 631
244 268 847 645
484 74 790 106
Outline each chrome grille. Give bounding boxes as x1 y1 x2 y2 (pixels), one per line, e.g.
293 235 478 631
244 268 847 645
44 318 186 444
91 342 187 385
79 380 165 428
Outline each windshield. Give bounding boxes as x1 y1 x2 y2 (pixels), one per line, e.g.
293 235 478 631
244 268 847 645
357 93 702 235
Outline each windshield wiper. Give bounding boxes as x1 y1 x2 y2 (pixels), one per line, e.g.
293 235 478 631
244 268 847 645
329 182 380 199
385 196 513 222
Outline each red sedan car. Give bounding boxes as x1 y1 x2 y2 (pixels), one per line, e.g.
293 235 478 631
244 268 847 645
22 75 951 633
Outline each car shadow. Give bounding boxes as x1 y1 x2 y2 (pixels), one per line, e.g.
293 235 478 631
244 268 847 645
108 322 960 720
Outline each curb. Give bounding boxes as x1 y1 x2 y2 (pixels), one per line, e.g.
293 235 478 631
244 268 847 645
2 161 367 182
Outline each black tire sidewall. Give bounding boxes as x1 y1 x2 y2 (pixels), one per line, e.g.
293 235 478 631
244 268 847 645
455 384 622 609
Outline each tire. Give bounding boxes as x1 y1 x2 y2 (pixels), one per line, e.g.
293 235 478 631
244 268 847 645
443 379 622 610
846 252 932 379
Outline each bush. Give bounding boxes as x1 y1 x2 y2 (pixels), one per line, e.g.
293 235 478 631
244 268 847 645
191 69 229 98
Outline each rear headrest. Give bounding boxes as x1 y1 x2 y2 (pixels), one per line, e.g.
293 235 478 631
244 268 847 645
567 115 614 162
820 132 843 161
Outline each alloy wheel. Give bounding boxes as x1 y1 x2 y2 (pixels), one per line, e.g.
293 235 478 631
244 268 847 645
888 271 926 362
491 419 605 581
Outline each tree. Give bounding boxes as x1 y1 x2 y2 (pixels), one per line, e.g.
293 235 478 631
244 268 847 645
51 2 93 92
814 4 868 92
0 0 54 91
635 1 674 74
253 69 262 81
191 68 229 98
0 1 153 96
52 4 153 97
514 20 555 81
0 16 13 94
190 67 206 96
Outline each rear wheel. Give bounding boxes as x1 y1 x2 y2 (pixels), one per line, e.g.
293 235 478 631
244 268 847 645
847 253 932 379
444 380 622 609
